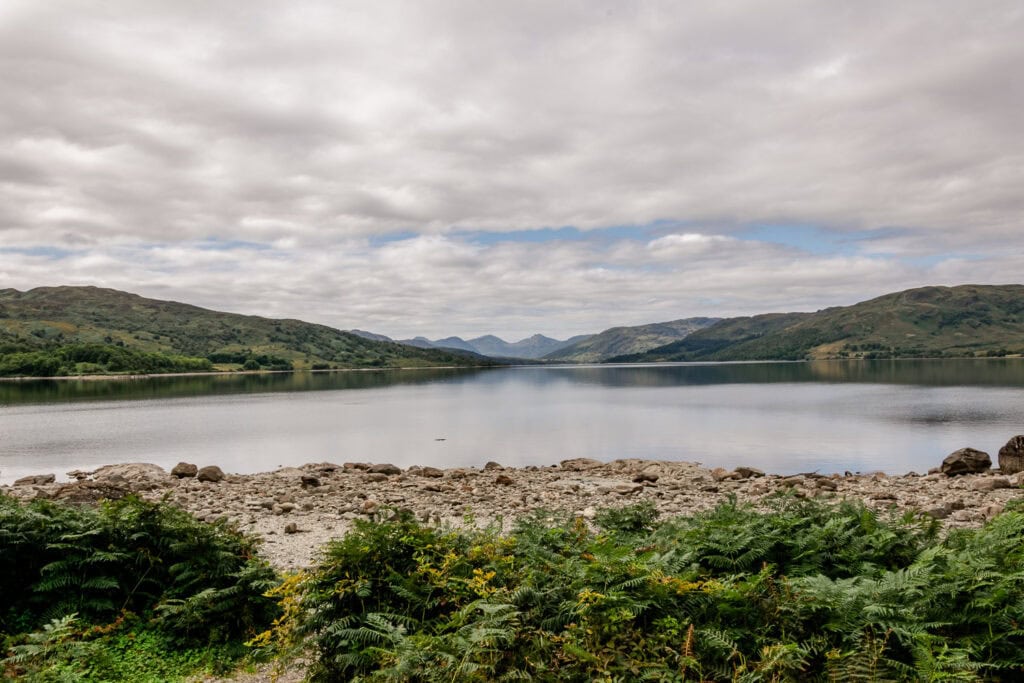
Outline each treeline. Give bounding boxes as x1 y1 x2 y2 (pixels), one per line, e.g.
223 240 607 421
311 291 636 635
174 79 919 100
0 344 214 377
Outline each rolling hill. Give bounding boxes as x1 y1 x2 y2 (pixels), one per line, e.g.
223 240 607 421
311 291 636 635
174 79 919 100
544 317 720 363
611 285 1024 362
352 331 591 359
0 286 494 376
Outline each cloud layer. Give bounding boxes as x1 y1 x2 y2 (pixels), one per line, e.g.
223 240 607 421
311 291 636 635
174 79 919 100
1 1 1022 338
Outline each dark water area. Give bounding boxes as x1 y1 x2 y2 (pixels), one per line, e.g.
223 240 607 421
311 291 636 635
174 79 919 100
2 360 1024 483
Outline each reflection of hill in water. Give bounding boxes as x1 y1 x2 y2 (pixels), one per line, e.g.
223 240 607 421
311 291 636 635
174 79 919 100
0 368 485 405
520 360 1024 389
4 360 1024 406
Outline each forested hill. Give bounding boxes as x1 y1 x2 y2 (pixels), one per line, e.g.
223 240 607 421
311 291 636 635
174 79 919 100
0 286 493 376
610 284 1024 362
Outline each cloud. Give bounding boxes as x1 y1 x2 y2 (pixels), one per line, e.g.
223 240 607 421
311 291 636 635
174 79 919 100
1 1 1022 337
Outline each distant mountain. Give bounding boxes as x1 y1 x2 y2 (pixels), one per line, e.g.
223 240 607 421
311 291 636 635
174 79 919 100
611 284 1024 362
0 286 494 375
347 329 394 343
392 333 591 359
544 317 721 363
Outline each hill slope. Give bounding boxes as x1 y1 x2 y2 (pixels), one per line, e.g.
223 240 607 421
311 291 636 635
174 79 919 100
545 317 720 363
0 286 493 375
612 285 1024 362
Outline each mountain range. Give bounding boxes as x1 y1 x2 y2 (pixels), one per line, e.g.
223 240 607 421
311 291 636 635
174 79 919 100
0 286 492 374
348 331 590 359
611 284 1024 362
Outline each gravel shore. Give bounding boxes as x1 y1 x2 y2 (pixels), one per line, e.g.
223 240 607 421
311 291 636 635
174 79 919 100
5 458 1022 571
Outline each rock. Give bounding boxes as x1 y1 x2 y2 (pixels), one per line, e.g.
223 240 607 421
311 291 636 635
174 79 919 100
361 500 379 514
710 467 734 482
284 522 299 534
998 435 1024 474
633 470 659 483
171 462 198 478
303 462 341 473
970 476 1012 492
941 448 991 476
365 473 389 483
559 458 603 471
300 475 321 488
484 461 504 471
419 466 444 478
343 462 372 471
66 469 90 480
734 466 765 479
368 463 402 476
196 465 226 483
596 483 643 495
93 463 167 487
926 504 952 520
13 473 55 486
815 478 839 491
494 474 514 486
581 506 597 519
54 480 130 502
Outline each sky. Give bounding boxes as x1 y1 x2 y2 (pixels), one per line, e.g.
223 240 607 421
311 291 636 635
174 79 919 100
1 1 1023 340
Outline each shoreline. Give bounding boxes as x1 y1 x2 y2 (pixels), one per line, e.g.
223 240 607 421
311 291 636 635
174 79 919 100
4 458 1020 571
0 364 495 383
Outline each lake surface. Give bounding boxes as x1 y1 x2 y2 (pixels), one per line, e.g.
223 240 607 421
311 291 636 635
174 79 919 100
2 360 1024 483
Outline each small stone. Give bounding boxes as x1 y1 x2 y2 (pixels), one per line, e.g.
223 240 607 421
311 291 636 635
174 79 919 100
581 506 597 519
365 473 389 483
494 474 514 486
300 475 321 488
284 522 299 534
196 465 225 483
279 502 297 513
171 462 198 478
361 500 379 514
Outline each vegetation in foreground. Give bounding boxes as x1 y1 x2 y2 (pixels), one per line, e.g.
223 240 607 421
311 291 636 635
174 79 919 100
0 494 278 681
8 492 1024 680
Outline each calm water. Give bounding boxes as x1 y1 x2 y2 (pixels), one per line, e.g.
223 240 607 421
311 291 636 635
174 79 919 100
2 360 1024 483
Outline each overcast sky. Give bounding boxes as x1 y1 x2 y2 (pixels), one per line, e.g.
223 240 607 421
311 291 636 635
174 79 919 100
2 1 1022 340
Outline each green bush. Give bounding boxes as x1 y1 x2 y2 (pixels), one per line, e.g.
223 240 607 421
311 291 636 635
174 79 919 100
288 497 1024 681
1 494 279 681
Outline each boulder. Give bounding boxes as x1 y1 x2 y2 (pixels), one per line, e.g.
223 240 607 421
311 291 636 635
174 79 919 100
734 466 765 479
13 473 55 486
54 480 130 502
419 466 444 478
998 435 1024 474
494 474 514 486
970 476 1012 492
559 458 603 471
171 462 198 478
196 465 226 483
484 461 504 471
368 463 402 476
300 475 321 488
632 470 659 483
941 448 991 476
93 463 168 490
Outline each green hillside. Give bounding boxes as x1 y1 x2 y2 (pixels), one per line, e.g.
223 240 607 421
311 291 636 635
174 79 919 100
0 286 493 376
545 317 719 363
611 285 1024 362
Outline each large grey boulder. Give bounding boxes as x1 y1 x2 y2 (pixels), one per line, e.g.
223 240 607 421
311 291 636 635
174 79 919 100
368 463 402 476
998 435 1024 474
941 448 992 476
196 465 226 483
171 462 199 478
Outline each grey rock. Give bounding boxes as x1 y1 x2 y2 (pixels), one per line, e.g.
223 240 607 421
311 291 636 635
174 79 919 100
196 465 225 483
494 474 514 486
559 458 603 471
54 480 129 502
998 435 1024 474
484 461 504 471
284 522 299 534
365 473 389 483
171 462 198 478
14 474 55 486
633 471 659 483
970 476 1012 492
734 466 765 479
941 448 991 476
419 466 444 478
300 475 321 488
368 463 402 476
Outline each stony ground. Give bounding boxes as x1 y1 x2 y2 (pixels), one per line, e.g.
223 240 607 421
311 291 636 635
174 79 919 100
6 457 1022 571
